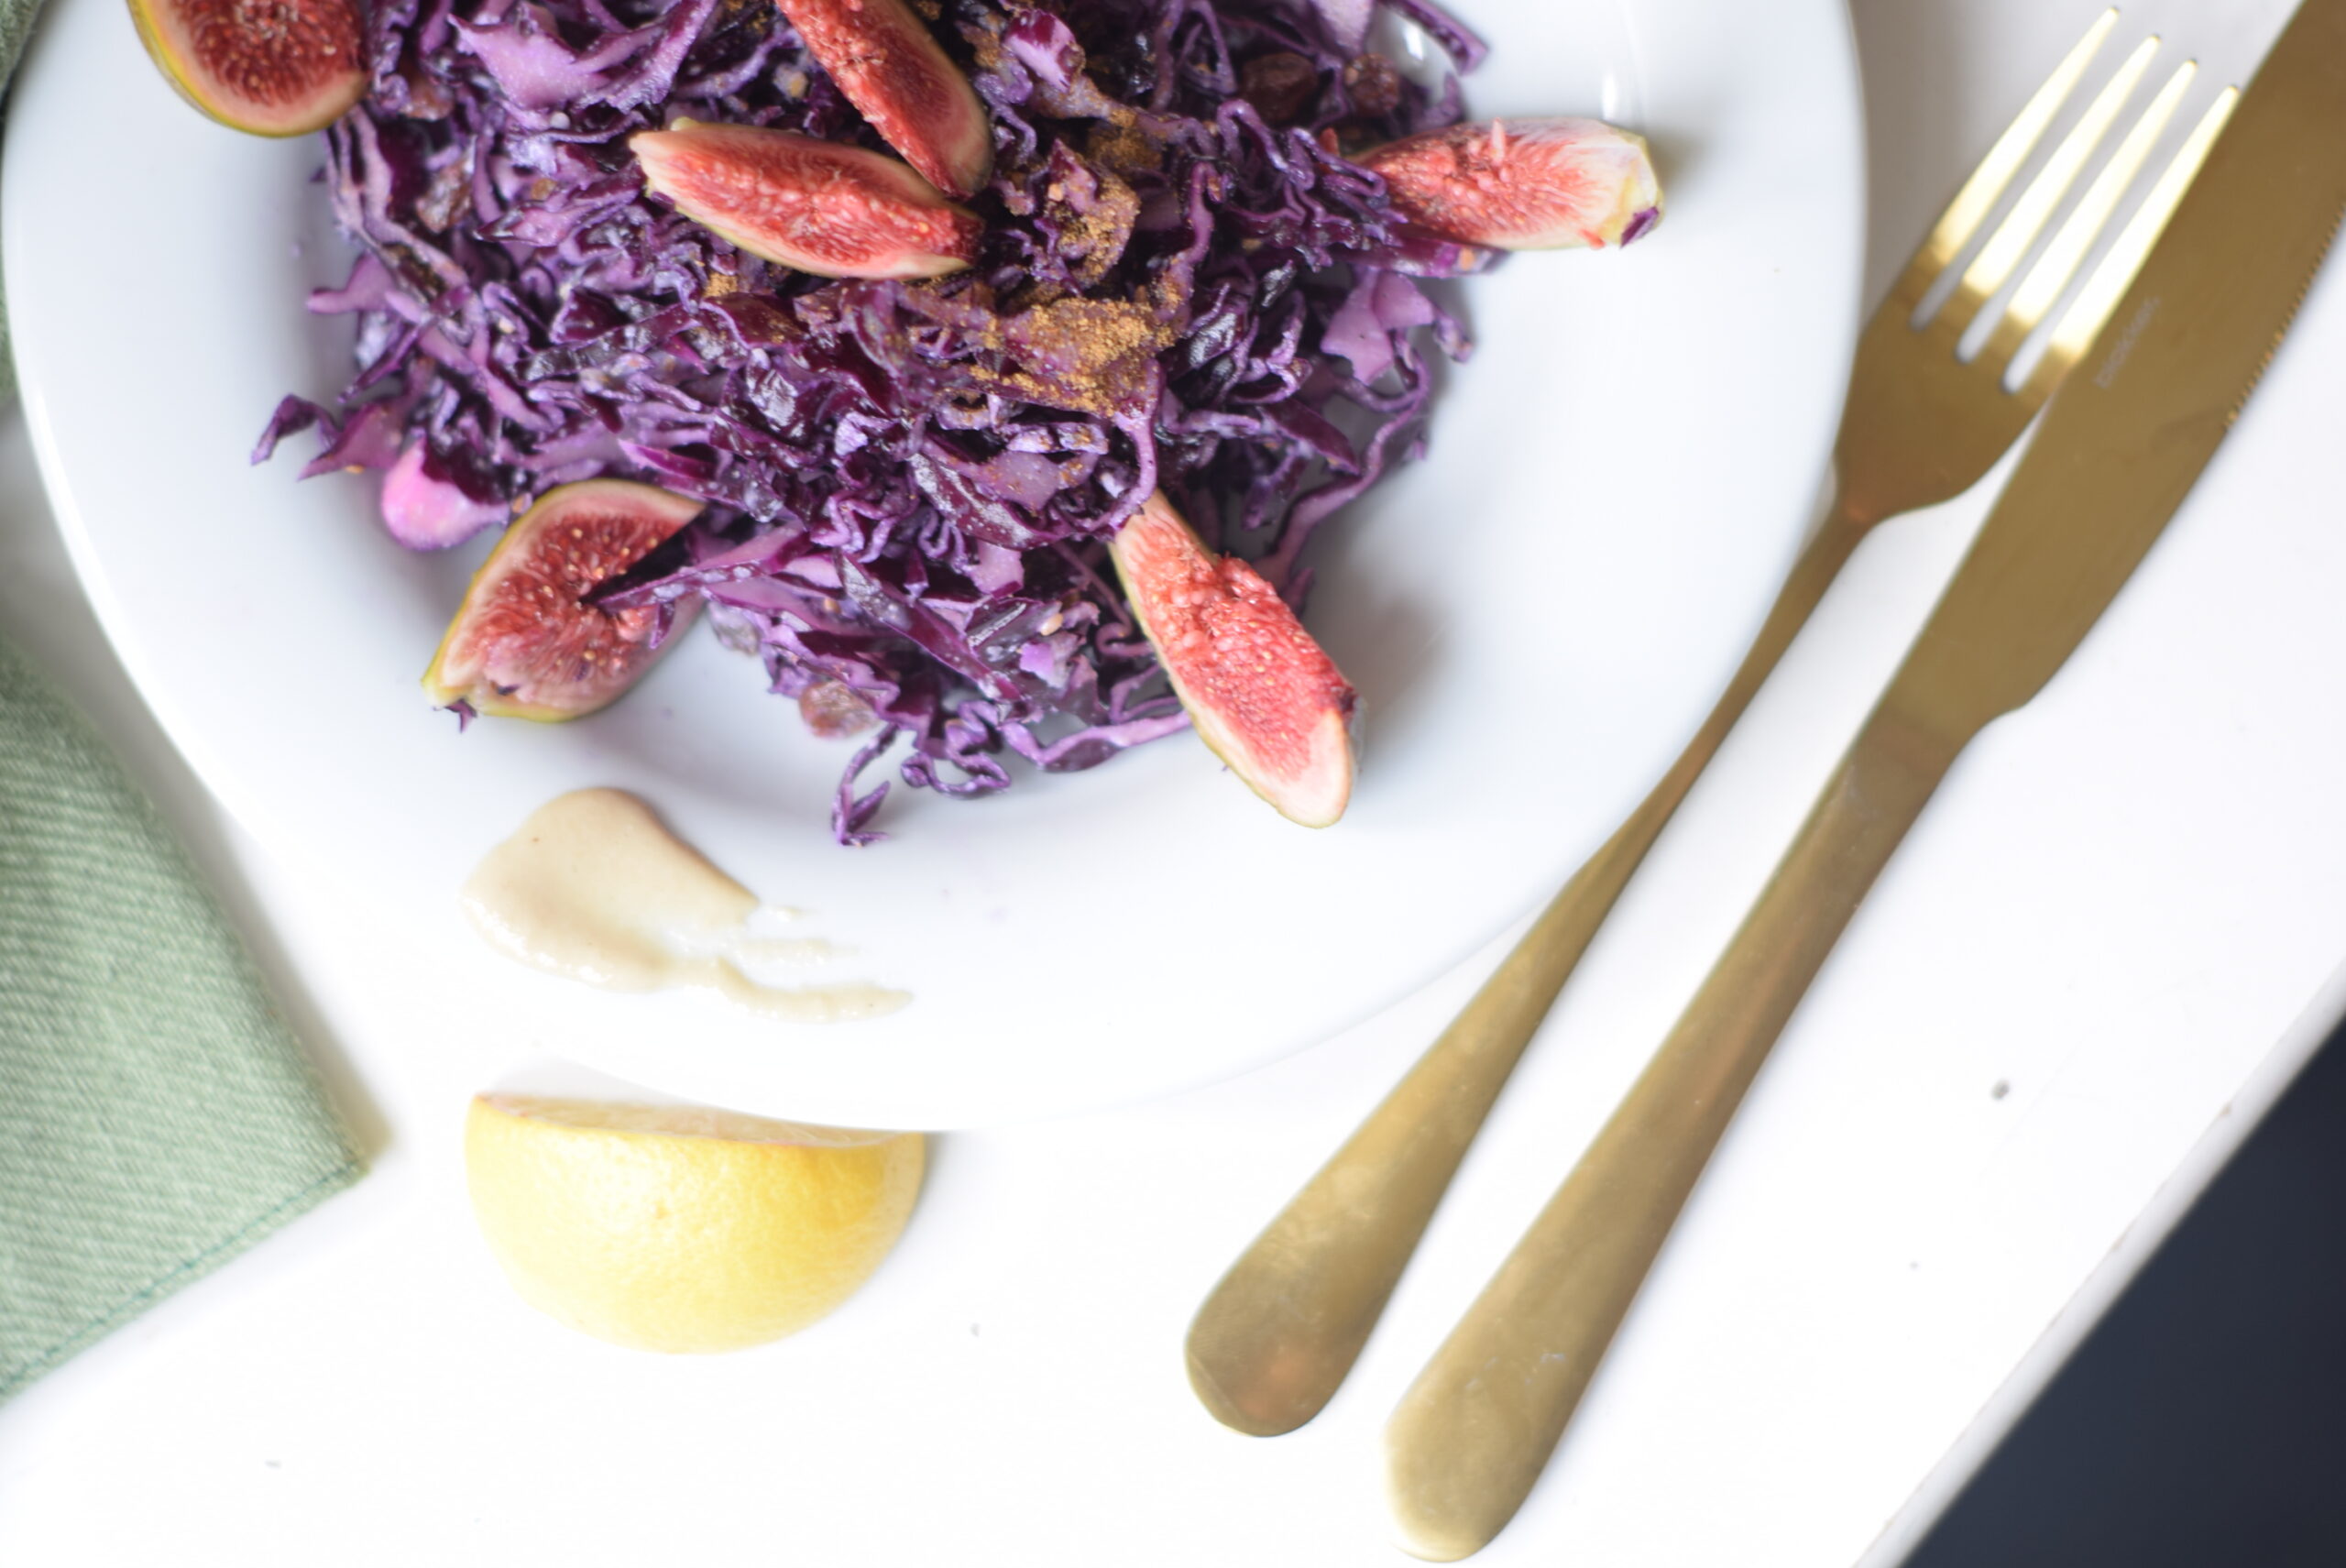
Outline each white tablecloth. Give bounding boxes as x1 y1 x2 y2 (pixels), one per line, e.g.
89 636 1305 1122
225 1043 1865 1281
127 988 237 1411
4 0 2343 1562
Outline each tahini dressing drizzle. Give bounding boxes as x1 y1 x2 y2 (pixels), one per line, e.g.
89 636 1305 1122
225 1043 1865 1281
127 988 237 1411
461 789 908 1023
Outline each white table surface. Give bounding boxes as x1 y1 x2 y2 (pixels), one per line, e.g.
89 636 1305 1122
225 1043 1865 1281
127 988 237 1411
5 0 2345 1562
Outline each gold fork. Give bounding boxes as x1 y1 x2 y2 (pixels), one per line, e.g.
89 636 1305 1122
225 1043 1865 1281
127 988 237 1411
1186 8 2238 1441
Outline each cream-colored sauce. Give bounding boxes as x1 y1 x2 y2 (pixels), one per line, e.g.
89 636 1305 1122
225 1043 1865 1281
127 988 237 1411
460 789 908 1024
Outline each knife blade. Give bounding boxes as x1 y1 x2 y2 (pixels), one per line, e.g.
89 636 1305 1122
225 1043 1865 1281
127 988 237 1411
1897 7 2346 743
1383 2 2346 1557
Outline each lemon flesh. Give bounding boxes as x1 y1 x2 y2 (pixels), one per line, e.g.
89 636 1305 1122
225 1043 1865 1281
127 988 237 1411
465 1094 925 1353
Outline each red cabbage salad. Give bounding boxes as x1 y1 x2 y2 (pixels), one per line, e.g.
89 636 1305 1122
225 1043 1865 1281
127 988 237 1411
257 0 1501 843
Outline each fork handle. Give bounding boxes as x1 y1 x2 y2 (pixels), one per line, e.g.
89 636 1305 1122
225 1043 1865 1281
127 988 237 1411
1184 500 1874 1437
1381 695 1966 1562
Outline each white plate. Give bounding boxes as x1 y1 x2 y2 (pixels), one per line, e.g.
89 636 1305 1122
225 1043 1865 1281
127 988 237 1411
4 0 1860 1128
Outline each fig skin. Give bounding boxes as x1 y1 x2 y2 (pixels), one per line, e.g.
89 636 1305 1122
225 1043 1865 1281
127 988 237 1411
1361 116 1663 251
127 0 367 137
1110 491 1357 828
423 480 707 722
632 121 983 280
773 0 994 200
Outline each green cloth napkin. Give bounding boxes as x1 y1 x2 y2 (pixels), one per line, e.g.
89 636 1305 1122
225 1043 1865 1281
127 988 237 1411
0 0 360 1403
0 633 362 1402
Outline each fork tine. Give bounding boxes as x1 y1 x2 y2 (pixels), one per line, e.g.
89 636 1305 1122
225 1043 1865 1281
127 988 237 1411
1985 59 2198 369
1939 34 2161 336
2023 82 2241 399
1890 9 2118 315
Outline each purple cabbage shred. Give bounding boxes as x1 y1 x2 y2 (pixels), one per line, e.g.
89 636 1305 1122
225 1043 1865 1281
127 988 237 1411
267 0 1482 842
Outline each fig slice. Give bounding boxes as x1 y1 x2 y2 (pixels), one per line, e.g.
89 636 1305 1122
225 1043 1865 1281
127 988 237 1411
1361 116 1662 251
127 0 367 137
1110 491 1356 828
773 0 993 199
423 480 706 722
631 120 982 280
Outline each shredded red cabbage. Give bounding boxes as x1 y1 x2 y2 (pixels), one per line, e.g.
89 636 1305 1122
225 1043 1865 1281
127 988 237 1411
258 0 1482 842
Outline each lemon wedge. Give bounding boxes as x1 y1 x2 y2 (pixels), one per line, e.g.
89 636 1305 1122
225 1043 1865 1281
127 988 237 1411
465 1094 925 1352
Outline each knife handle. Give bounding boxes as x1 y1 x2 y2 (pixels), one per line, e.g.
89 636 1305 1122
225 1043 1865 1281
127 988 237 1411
1383 696 1965 1563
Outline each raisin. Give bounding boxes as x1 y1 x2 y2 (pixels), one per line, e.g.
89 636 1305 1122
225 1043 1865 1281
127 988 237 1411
799 679 882 740
1238 51 1319 125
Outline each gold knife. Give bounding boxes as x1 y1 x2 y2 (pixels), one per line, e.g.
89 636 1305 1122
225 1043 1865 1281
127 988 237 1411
1382 1 2346 1557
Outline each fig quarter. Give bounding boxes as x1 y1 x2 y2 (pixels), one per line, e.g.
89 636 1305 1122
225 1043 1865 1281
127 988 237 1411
1362 116 1662 251
126 0 367 137
633 120 984 280
1110 491 1357 828
423 479 707 721
773 0 995 199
